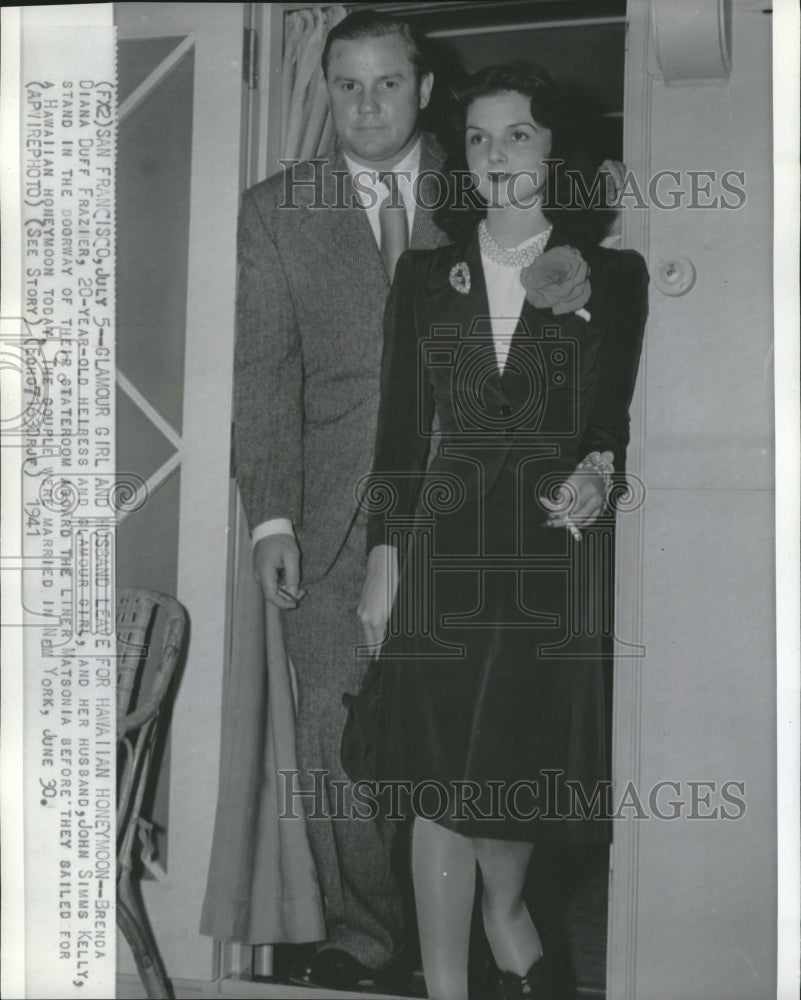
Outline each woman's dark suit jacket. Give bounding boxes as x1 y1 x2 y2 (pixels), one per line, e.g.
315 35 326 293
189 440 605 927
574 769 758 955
366 225 649 552
359 223 648 842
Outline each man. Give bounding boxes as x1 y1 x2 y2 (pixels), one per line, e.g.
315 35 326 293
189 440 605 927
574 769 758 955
233 11 447 992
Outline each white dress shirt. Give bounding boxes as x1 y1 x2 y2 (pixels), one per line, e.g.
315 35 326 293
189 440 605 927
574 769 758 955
251 142 422 547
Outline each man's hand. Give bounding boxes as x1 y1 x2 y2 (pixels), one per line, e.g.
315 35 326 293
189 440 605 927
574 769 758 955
253 533 304 609
599 159 626 204
357 544 399 657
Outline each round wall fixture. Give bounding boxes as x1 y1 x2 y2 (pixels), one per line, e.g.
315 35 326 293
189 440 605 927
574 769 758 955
653 0 732 85
654 256 697 296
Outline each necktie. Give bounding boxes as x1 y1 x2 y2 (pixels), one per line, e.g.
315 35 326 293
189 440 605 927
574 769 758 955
378 171 409 281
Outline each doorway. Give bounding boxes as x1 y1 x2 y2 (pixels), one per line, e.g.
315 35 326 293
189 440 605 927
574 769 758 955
244 3 628 997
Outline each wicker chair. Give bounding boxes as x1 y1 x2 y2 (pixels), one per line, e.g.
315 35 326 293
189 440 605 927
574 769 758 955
117 588 187 1000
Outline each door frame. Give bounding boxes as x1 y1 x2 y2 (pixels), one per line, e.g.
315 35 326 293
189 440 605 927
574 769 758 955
233 1 647 996
114 1 247 982
605 0 651 996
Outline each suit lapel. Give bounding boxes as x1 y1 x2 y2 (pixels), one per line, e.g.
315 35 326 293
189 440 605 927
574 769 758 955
503 224 604 414
410 133 447 251
453 225 560 392
438 233 510 411
503 293 549 386
453 232 533 403
500 222 584 392
439 230 492 345
297 148 389 291
297 136 447 284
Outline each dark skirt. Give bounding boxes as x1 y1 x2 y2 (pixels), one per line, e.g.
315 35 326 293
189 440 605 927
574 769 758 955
374 460 612 843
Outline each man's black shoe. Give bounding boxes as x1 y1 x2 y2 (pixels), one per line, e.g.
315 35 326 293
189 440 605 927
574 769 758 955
288 948 375 991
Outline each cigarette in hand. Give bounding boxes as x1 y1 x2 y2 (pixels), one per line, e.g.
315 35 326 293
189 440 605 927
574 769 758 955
277 583 306 603
540 494 581 540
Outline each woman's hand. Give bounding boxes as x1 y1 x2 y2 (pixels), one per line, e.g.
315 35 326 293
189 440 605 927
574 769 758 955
540 468 607 539
358 544 399 657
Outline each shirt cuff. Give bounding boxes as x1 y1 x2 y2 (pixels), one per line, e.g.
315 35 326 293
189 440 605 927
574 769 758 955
252 518 295 547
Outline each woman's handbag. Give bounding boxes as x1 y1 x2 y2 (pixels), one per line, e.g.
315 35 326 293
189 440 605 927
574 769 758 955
340 658 383 783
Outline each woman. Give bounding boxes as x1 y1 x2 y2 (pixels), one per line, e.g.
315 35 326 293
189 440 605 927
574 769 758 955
357 63 648 1000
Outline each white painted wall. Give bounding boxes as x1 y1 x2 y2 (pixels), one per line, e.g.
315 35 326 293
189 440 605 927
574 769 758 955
612 2 777 997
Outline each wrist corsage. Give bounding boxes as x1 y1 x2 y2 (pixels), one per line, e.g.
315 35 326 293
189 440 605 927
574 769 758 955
521 246 591 317
577 450 614 504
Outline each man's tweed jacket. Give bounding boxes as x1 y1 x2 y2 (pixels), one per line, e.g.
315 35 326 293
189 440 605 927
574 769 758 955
234 133 448 581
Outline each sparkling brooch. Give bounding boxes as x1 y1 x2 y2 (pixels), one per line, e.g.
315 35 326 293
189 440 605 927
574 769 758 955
449 262 471 294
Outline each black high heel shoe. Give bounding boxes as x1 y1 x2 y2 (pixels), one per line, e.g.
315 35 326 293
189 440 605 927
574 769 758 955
488 954 569 1000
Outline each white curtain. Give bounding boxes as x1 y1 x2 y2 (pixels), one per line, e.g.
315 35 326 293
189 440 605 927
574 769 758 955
281 5 347 161
202 4 348 946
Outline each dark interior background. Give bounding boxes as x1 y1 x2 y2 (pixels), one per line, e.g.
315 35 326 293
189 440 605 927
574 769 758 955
363 0 627 165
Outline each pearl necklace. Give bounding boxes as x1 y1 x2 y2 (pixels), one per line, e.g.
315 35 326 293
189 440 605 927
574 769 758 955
478 219 552 269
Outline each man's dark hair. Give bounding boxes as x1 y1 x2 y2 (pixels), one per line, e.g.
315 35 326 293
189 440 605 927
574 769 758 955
321 9 429 79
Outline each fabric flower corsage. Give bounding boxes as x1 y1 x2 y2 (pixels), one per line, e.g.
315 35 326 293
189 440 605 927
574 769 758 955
449 262 471 295
521 246 591 316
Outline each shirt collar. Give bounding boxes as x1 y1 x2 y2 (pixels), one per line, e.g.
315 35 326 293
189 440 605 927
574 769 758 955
344 140 421 206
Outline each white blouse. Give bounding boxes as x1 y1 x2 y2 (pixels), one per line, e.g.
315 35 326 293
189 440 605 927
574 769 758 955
479 229 551 373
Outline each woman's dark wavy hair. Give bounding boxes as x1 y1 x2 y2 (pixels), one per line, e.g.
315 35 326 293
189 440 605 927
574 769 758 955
434 62 609 245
